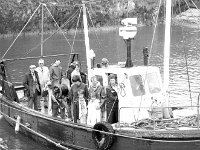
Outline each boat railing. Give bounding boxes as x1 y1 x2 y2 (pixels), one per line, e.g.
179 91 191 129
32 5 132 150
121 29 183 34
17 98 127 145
0 79 19 102
119 103 200 130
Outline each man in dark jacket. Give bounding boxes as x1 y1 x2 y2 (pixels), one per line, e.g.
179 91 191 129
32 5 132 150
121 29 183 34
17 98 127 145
100 74 118 124
69 75 89 123
23 65 41 110
66 62 75 86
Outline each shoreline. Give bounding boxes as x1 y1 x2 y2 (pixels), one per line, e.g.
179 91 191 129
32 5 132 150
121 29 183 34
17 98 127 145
1 20 199 39
0 26 121 39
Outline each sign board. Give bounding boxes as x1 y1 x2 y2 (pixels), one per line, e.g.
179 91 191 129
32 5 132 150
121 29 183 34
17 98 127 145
121 18 137 27
119 26 137 39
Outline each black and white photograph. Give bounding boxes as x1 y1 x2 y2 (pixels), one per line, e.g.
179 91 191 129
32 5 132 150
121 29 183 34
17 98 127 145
0 0 200 150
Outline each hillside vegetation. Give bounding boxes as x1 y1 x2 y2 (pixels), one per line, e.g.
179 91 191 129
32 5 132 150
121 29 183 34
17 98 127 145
0 0 200 35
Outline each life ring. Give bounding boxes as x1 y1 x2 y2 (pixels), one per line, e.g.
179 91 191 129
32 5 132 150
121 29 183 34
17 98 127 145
92 122 114 150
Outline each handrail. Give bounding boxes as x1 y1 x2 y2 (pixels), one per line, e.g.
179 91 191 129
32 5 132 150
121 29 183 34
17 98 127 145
1 100 200 143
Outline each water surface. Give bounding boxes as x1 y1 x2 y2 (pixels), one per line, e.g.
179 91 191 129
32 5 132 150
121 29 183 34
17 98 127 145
0 24 200 149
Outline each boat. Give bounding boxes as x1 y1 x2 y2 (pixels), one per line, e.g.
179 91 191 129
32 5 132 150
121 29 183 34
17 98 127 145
1 0 200 150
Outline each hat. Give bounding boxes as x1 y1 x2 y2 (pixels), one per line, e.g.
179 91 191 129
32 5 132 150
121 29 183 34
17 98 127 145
101 58 109 65
55 60 61 66
72 75 81 83
29 65 36 69
109 74 116 80
38 59 44 64
46 81 52 86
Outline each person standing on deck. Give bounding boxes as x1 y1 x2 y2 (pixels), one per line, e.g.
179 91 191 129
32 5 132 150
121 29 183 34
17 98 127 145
23 65 41 111
49 60 63 86
35 59 50 112
100 74 119 124
66 62 76 86
87 76 102 125
71 62 87 84
101 58 109 68
51 85 66 119
71 62 81 82
69 75 89 123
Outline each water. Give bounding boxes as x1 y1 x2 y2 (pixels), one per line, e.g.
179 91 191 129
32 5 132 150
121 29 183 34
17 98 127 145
0 24 200 149
0 115 51 150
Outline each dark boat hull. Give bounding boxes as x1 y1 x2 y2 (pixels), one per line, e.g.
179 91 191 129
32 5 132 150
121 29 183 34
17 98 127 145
1 95 200 150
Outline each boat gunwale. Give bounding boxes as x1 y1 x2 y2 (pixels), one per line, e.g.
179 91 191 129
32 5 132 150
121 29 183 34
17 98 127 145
2 93 200 142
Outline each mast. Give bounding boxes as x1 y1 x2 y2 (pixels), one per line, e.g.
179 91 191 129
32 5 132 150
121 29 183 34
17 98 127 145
41 3 44 57
163 0 172 92
82 2 92 80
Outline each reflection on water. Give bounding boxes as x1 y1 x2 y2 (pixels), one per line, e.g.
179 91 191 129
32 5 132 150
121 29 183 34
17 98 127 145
0 115 50 150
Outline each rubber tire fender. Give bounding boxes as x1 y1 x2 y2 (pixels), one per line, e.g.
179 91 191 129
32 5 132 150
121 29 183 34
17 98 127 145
92 121 114 150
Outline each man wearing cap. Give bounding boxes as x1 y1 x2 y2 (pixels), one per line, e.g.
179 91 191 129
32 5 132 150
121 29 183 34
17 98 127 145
66 62 76 86
35 59 50 112
101 58 109 68
49 60 63 86
23 65 41 110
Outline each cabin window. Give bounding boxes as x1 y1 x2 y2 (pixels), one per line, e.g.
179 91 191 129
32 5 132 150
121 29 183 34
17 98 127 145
129 75 145 96
147 72 161 93
95 75 103 86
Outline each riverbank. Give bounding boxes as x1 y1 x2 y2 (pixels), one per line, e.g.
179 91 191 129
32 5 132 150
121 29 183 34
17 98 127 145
0 23 147 39
0 26 120 39
173 9 200 28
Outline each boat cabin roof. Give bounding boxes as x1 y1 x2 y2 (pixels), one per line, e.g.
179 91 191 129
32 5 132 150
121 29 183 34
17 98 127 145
92 65 160 76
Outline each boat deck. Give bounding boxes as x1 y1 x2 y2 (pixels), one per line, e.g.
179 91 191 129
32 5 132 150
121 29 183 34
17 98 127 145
15 88 200 139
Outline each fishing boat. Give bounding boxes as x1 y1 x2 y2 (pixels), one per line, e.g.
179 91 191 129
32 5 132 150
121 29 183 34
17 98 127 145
1 0 200 150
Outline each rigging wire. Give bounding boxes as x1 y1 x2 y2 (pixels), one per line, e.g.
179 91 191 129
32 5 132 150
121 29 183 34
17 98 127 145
45 4 73 51
183 0 190 9
190 0 199 9
136 0 163 121
1 3 42 59
71 8 82 53
87 6 104 51
180 0 200 106
67 7 82 67
20 7 81 59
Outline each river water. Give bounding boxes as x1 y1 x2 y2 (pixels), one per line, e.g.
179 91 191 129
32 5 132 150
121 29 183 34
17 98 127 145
0 24 200 149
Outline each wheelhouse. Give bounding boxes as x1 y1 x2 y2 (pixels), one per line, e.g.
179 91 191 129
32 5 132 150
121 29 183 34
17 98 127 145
92 65 163 123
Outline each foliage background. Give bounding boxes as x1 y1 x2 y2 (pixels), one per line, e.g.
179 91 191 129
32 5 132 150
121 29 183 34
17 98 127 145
0 0 199 35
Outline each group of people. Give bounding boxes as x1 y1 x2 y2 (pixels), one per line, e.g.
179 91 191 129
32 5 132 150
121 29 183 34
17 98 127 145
23 58 119 125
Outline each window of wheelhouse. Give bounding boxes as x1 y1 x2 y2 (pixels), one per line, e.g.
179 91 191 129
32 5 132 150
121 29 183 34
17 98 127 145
95 75 103 86
146 72 161 93
106 73 118 85
129 75 145 96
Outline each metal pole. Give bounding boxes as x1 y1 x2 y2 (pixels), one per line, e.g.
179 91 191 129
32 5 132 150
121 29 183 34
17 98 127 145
41 3 44 57
82 2 92 80
125 38 133 67
197 93 200 129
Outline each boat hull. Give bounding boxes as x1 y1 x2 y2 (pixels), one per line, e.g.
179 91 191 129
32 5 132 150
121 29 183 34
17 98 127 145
1 95 200 150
